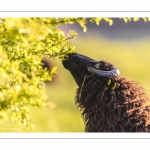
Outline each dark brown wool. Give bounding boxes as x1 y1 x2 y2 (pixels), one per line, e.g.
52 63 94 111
75 74 150 132
62 52 150 132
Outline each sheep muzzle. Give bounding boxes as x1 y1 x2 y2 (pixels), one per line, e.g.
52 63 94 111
62 53 94 86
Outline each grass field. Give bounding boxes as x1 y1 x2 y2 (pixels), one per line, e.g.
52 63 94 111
1 37 150 132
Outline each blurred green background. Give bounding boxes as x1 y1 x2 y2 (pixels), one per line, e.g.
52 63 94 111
1 18 150 132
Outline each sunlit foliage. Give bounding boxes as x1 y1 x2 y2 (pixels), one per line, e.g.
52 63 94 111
0 18 78 128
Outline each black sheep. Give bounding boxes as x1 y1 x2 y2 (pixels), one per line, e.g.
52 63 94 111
62 52 150 132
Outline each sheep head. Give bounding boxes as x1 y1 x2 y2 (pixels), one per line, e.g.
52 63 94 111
62 52 150 132
62 52 120 87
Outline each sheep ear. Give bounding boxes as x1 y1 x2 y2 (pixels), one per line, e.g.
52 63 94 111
88 67 120 77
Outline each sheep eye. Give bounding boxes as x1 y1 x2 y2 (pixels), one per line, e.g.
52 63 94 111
95 63 99 69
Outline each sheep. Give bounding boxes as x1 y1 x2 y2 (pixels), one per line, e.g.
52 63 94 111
62 52 150 132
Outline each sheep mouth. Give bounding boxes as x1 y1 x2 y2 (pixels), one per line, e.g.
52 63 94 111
62 54 77 70
63 53 82 70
